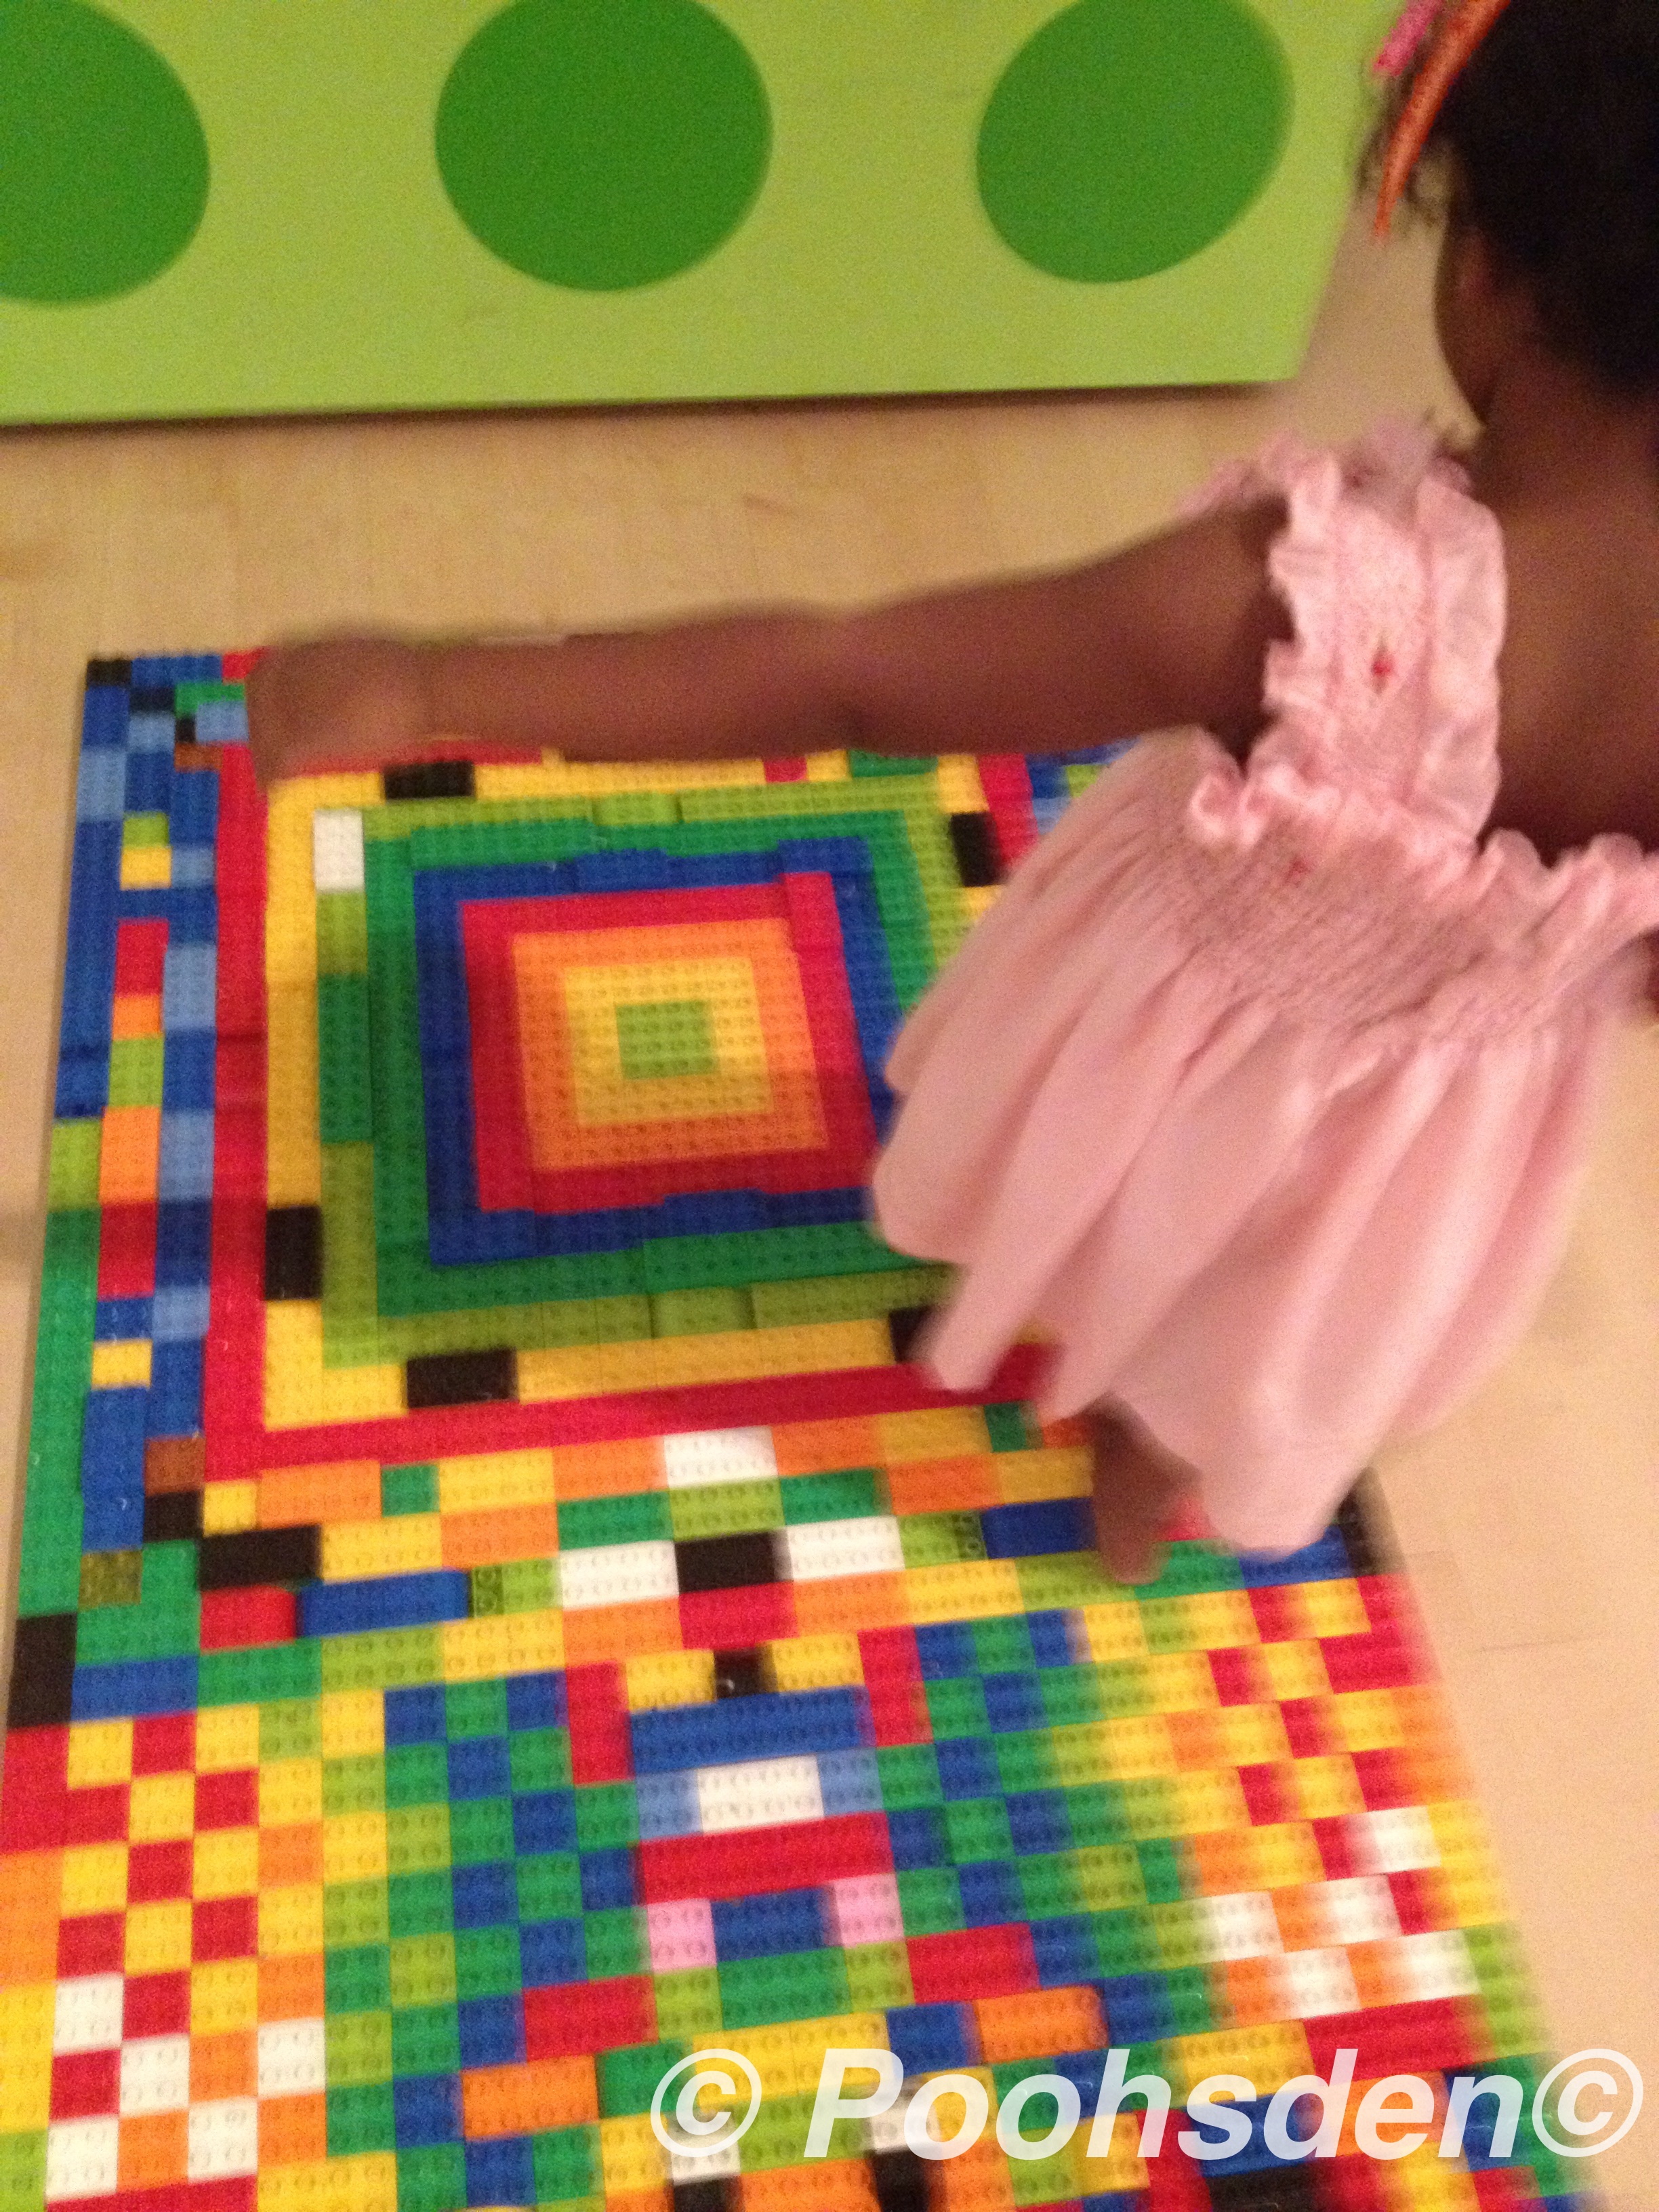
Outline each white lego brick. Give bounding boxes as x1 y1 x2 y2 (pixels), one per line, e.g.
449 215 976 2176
646 1898 717 1973
45 2118 119 2200
52 1975 125 2055
662 1426 779 1489
695 1753 825 1834
119 2034 192 2115
827 1873 905 1948
779 1514 904 1582
1391 1929 1479 2003
257 2017 327 2098
311 808 365 894
558 1540 679 1610
668 2141 741 2184
1313 1875 1401 1947
1276 1946 1361 2020
1193 1890 1284 1962
1351 1805 1440 1874
187 2098 260 2181
865 2093 919 2154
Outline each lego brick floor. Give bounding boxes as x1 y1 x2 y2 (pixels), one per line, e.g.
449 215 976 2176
1 657 1589 2212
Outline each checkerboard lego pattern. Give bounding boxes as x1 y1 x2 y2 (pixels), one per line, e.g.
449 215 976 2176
1 660 1586 2212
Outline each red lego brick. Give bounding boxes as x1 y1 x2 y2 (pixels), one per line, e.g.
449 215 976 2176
1139 2140 1212 2209
1387 1868 1446 1937
1467 2169 1546 2210
1207 1645 1263 1706
1235 1763 1292 1826
1313 2154 1390 2210
1310 1816 1362 1883
97 1202 158 1300
679 1581 798 1653
212 747 266 1042
51 2048 120 2121
0 1725 69 1849
564 1664 632 1786
63 1784 132 1847
906 1924 1039 2005
1321 1629 1427 1694
58 1913 127 1978
129 1841 194 1904
199 1586 296 1652
523 1973 656 2059
222 649 263 683
132 1712 196 1776
192 1896 258 1961
638 1811 893 1904
859 1626 930 1746
1248 1585 1305 1644
1305 1998 1480 2081
115 919 171 996
1351 1748 1416 1811
192 1769 259 1830
125 1972 192 2040
975 756 1039 866
1279 1698 1340 1761
764 757 808 781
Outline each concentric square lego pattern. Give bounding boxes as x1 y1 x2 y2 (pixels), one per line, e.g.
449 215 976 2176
1 662 1582 2212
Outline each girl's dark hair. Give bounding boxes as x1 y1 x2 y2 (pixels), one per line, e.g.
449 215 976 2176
1369 0 1659 390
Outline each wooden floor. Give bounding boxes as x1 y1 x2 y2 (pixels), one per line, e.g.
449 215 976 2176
0 207 1652 2207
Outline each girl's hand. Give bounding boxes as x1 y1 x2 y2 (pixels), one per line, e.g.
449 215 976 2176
246 636 430 786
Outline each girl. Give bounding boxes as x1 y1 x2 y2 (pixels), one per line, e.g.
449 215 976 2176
249 0 1659 1582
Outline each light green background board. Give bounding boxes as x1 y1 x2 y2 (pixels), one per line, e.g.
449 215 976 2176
0 0 1396 425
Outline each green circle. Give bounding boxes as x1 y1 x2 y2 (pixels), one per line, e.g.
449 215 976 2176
0 0 207 304
436 0 770 292
977 0 1290 284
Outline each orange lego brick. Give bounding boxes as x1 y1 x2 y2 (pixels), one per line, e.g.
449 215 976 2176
561 1597 682 1666
192 2030 256 2102
884 1456 1000 1517
772 1416 881 1476
933 2133 1015 2212
99 1105 162 1202
112 992 163 1039
1183 1831 1260 1896
1164 1708 1231 1771
738 2160 878 2212
550 1437 663 1500
975 1983 1103 2063
260 1458 382 1527
259 1952 325 2022
1347 1940 1399 2009
603 2190 670 2212
461 2055 599 2139
259 1823 324 1890
1218 1957 1283 2028
791 1571 907 1636
119 2112 188 2191
260 2093 329 2166
0 1852 63 1982
441 1501 561 1570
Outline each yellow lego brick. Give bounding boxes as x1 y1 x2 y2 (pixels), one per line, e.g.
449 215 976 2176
265 1299 405 1429
67 1719 135 1788
767 1632 863 1692
905 1559 1025 1624
1171 2022 1312 2100
1101 1714 1176 1780
478 755 764 800
323 1515 444 1581
125 1898 194 1975
441 1608 564 1682
1079 1599 1150 1663
804 750 850 781
990 1446 1091 1502
1214 1703 1292 1769
322 1811 389 1887
599 2114 668 2195
1169 1768 1250 1835
1257 1637 1332 1701
0 1986 53 2131
935 756 987 812
1142 1651 1221 1714
321 1691 386 1761
258 2153 399 2212
1286 1755 1365 1821
437 1448 557 1515
129 1770 196 1842
191 1958 260 2036
960 886 1000 922
193 1827 260 1900
120 844 172 889
259 1883 327 1958
1332 1688 1408 1755
1074 2110 1148 2197
1246 1822 1326 1891
1385 2156 1481 2211
90 1338 152 1389
1048 1722 1113 1789
1070 1844 1146 1912
1177 1589 1261 1650
196 1704 261 1773
878 1407 988 1462
61 1843 129 1917
260 1759 324 1829
203 1481 260 1535
701 2015 889 2102
626 1648 715 1711
1293 1577 1370 1639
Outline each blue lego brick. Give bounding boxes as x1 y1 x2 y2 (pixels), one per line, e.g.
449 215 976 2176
464 2135 535 2207
162 943 217 1031
886 1809 948 1871
1050 2049 1108 2106
72 1654 199 1720
124 750 173 814
1031 1915 1099 1987
169 769 218 844
511 1793 578 1856
632 1771 697 1843
1099 1974 1174 2045
451 1863 516 1931
75 747 128 823
457 1999 526 2076
60 823 121 1059
121 886 216 943
982 1673 1044 1738
885 2002 977 2076
981 1499 1094 1559
386 1685 449 1744
628 1687 869 1776
1026 1610 1078 1667
152 1285 211 1342
713 1889 826 1963
56 1052 110 1119
817 1748 882 1816
155 1202 211 1288
81 1486 145 1553
169 846 216 888
94 1298 152 1341
162 1031 216 1111
194 697 249 743
298 1571 471 1639
80 1385 148 1492
81 682 130 747
577 1850 635 1912
447 1737 512 1801
505 1672 567 1731
146 1341 203 1435
392 2074 463 2150
134 653 216 686
158 1112 216 1202
935 1738 1000 1800
1006 1790 1070 1855
958 1861 1021 1927
518 1920 584 1987
916 1624 977 1681
1239 1528 1353 1586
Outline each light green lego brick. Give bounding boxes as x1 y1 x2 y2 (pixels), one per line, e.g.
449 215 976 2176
47 1120 102 1209
316 890 370 975
748 1264 947 1329
320 1626 444 1694
651 1967 722 2043
0 2135 46 2212
325 2011 394 2088
649 1285 753 1336
842 1940 913 2010
899 1511 987 1570
323 1754 388 1816
106 1033 165 1105
259 1698 324 1761
668 1477 783 1542
121 811 168 848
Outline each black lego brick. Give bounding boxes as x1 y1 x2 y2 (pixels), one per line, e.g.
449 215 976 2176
264 1206 324 1302
129 684 176 714
670 2184 730 2212
384 760 475 803
1202 2167 1324 2212
947 810 1002 888
85 657 134 688
1337 1477 1395 1577
197 1525 321 1593
173 713 197 747
143 1492 203 1544
867 2151 927 2212
673 1532 779 1595
405 1347 517 1410
7 1613 79 1729
712 1647 768 1700
887 1307 933 1363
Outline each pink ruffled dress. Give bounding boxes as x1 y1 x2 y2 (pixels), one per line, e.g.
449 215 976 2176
871 423 1659 1554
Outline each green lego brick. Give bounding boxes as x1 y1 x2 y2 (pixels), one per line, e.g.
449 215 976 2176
718 1947 850 2030
175 680 243 713
876 1744 943 1808
449 1797 514 1865
395 2143 467 2212
668 1477 783 1542
388 1931 458 2009
323 1881 391 1950
557 1491 671 1549
1038 1664 1107 1729
385 1744 449 1809
596 2041 687 2120
455 1925 523 2001
47 1119 102 1209
1017 1853 1085 1921
1162 1963 1215 2034
382 1461 440 1515
78 1549 142 1607
390 2003 462 2078
318 972 374 1142
388 1869 455 1938
121 811 169 849
925 1676 990 1739
993 1729 1061 1795
508 1728 572 1794
532 2125 600 2205
1092 1908 1162 1975
781 1467 884 1523
896 1868 965 1936
327 2081 397 2156
199 1641 325 1708
983 1401 1037 1452
651 1967 722 2042
574 1784 639 1851
325 2010 394 2087
445 1680 510 1738
386 1805 453 1879
471 1556 557 1615
75 1554 201 1661
107 1033 165 1105
316 889 370 975
942 1796 1014 1864
1464 1924 1544 2052
844 1940 913 2010
516 1853 583 1923
1144 1542 1246 1597
326 1944 393 2014
971 1615 1037 1673
1065 1784 1135 1848
0 2135 46 2212
583 1908 644 1980
900 1511 987 1570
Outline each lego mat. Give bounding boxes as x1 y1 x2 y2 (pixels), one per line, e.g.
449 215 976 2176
0 0 1393 424
1 658 1589 2212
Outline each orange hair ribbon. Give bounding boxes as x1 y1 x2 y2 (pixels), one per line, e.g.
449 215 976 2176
1373 0 1517 237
